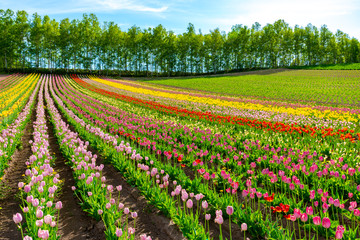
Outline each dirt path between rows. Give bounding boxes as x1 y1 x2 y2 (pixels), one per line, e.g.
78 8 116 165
45 109 106 240
0 102 36 239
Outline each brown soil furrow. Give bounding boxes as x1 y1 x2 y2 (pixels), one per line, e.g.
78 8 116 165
0 104 36 240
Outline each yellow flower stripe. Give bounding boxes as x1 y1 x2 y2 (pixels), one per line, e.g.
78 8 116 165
88 75 358 124
0 74 39 121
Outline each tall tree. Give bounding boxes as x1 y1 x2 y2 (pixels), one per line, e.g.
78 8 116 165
0 9 15 69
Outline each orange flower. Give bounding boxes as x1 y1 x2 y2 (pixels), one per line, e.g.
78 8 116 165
264 193 275 202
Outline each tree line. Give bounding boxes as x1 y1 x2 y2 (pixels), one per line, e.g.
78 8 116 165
1 8 360 76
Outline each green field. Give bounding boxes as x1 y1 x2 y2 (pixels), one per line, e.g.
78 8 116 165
146 69 360 107
290 63 360 70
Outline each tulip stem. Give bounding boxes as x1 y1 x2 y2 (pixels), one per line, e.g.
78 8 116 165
316 227 319 240
292 221 296 240
229 215 232 240
219 224 223 240
326 228 328 240
19 224 24 239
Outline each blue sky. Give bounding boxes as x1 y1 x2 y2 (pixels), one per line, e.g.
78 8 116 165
1 0 360 39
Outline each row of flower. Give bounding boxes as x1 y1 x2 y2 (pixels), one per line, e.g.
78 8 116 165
86 75 357 130
0 74 40 181
15 76 63 239
86 75 360 128
47 75 217 239
44 76 152 239
54 74 357 239
0 74 39 125
62 75 360 202
73 75 360 155
53 75 284 238
99 70 360 114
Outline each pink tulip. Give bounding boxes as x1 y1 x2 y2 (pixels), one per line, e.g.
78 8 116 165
140 234 152 240
36 219 43 227
128 227 135 235
38 229 49 239
335 230 343 239
50 221 56 227
46 201 53 208
202 200 208 209
306 206 313 215
241 223 247 231
32 199 39 207
214 215 223 225
205 214 211 220
13 213 22 224
293 208 301 218
44 215 52 225
226 206 234 215
55 201 62 210
115 228 123 237
36 209 44 218
131 212 138 218
124 208 130 214
337 225 345 233
313 216 321 225
354 209 360 217
300 213 308 222
323 203 329 211
24 185 31 193
322 217 331 228
186 199 193 208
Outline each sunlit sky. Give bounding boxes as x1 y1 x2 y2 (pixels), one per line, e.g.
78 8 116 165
1 0 360 38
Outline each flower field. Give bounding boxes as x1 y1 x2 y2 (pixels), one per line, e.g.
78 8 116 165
0 71 360 240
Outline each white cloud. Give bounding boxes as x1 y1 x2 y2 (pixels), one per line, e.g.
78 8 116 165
205 0 360 38
88 0 168 12
1 0 168 15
